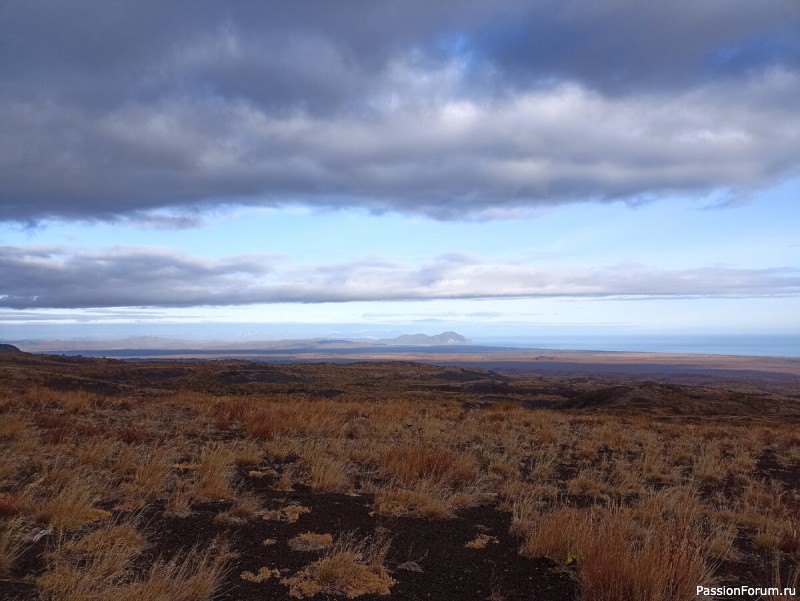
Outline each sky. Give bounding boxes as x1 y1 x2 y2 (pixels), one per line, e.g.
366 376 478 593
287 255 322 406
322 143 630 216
1 1 799 342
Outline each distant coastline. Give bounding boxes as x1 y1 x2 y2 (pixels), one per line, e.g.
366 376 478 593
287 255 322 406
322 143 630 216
12 342 799 384
11 332 799 359
471 334 800 358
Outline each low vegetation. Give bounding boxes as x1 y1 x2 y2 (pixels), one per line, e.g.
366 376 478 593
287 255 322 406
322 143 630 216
1 352 799 599
281 532 394 598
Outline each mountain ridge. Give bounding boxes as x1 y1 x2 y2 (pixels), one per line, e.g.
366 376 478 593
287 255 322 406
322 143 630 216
10 331 471 352
379 331 470 345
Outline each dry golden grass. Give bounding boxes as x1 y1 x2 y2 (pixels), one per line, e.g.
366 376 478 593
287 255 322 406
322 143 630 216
231 439 265 466
215 490 265 524
121 449 173 506
1 361 799 600
0 415 27 441
195 443 234 500
273 465 297 491
779 518 800 560
38 520 148 599
518 502 716 601
241 566 280 582
116 543 232 601
165 477 196 517
0 517 27 575
489 459 519 481
304 455 351 492
244 400 345 441
375 485 453 518
36 521 230 601
56 521 146 561
380 445 478 487
705 523 739 561
766 551 800 600
465 534 498 549
518 505 594 560
692 441 726 483
579 514 715 601
263 502 311 523
567 469 617 501
289 531 334 552
32 478 113 532
281 532 394 599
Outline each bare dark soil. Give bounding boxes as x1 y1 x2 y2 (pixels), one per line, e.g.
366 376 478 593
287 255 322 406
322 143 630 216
1 475 578 601
157 489 578 601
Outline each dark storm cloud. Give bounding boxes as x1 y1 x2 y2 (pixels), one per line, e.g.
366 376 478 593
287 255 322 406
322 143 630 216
2 246 798 309
1 1 799 222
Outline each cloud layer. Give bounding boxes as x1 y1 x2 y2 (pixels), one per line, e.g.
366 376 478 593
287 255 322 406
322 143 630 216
2 1 799 222
2 246 797 309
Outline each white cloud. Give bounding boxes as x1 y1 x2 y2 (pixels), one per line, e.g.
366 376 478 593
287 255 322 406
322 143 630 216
1 246 797 309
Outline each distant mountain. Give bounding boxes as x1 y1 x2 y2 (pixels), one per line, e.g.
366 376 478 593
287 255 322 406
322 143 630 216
380 331 470 345
12 336 188 352
0 344 22 353
12 331 471 353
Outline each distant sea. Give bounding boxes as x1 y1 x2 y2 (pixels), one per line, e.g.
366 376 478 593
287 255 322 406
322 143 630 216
474 334 800 358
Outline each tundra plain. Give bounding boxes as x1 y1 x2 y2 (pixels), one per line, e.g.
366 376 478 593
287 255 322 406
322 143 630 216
1 349 799 600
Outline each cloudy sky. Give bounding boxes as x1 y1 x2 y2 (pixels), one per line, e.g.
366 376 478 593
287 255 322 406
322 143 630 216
1 1 799 341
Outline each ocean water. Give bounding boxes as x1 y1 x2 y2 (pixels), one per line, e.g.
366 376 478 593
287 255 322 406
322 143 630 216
473 334 800 358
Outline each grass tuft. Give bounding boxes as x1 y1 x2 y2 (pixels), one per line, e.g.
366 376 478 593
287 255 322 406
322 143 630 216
289 532 334 552
282 531 394 598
